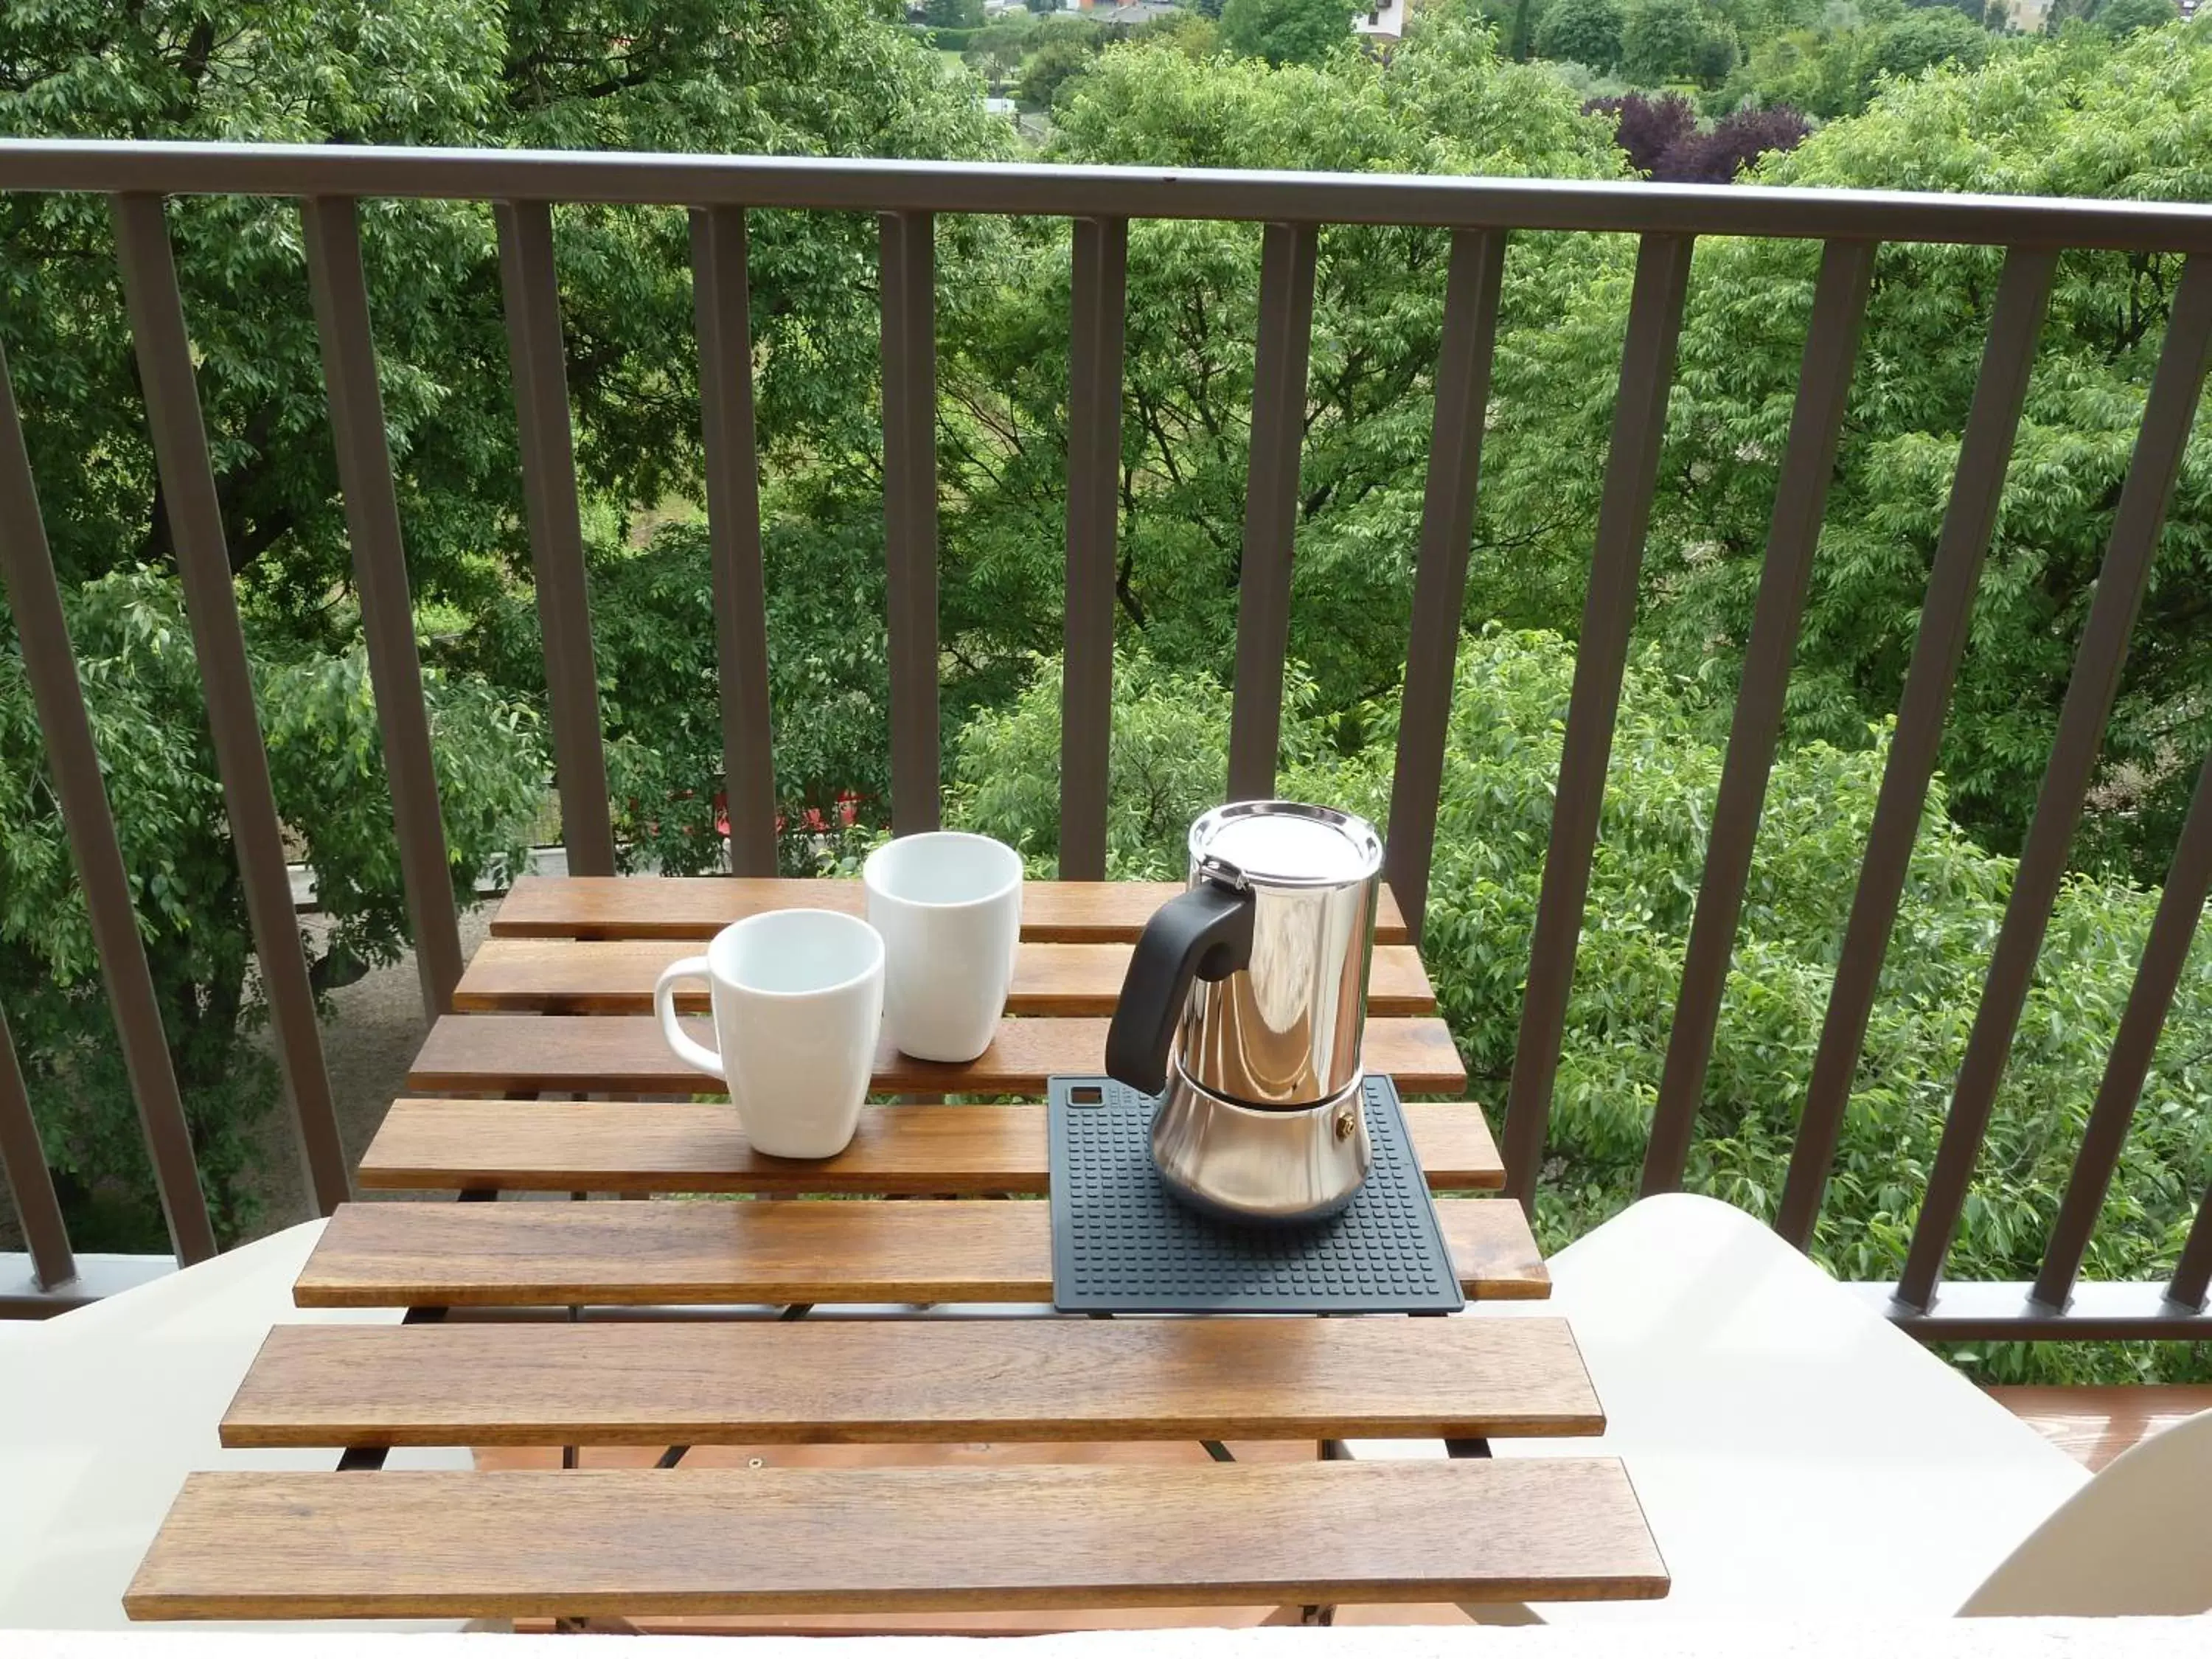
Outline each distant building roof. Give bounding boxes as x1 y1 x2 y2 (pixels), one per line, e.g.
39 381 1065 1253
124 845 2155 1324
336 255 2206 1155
1353 0 1408 37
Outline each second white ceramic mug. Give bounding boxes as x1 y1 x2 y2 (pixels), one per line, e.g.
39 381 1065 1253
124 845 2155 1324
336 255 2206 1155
863 831 1023 1063
653 908 884 1159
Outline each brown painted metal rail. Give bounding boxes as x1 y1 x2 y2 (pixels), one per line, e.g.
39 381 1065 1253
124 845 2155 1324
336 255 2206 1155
3 139 2211 1335
2 141 2212 247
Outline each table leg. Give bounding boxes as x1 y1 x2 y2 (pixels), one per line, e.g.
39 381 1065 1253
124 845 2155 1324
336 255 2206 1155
1443 1438 1533 1626
561 1302 582 1469
332 1192 482 1473
1260 1441 1353 1624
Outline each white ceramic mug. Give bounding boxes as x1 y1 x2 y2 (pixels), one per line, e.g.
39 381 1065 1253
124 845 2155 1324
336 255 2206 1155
863 831 1023 1063
653 909 885 1159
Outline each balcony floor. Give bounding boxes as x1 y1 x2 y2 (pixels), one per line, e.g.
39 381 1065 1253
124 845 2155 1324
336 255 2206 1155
1990 1384 2212 1473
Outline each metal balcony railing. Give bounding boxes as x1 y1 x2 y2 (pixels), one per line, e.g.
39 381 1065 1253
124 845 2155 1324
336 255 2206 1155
1 140 2211 1338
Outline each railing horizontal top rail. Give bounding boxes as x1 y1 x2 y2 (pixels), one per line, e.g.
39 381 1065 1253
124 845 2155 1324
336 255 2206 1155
6 132 2211 1332
5 140 2212 251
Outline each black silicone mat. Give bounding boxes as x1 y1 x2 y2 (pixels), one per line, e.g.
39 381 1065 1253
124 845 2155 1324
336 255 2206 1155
1047 1074 1465 1314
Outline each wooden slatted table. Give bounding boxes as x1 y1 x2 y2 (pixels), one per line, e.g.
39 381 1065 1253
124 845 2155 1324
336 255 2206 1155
125 876 1667 1628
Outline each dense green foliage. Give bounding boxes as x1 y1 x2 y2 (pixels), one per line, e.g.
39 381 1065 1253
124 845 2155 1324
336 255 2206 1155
1646 34 2212 877
1220 0 1363 63
0 571 544 1243
953 633 2212 1382
2 0 2211 1388
1017 32 1105 107
931 22 1621 725
1504 0 2020 122
2048 0 2181 31
1619 0 1739 86
0 0 1009 1238
1537 0 1629 69
1711 0 1998 119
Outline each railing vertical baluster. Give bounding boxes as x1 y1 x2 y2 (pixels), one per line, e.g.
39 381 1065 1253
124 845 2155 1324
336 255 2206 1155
690 206 778 875
495 200 616 876
113 192 353 1221
880 209 942 835
302 197 464 1018
1642 240 1876 1197
0 333 215 1263
1226 221 1320 804
0 1003 76 1291
1897 254 2212 1311
2170 1185 2212 1312
2034 747 2212 1308
1060 216 1130 880
1774 248 2058 1250
1385 229 1508 945
1500 233 1695 1208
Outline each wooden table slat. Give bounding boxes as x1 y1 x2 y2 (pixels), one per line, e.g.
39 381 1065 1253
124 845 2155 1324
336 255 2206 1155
491 876 1411 945
358 1098 1503 1194
223 1317 1598 1447
406 1014 1467 1098
456 937 1435 1018
293 1197 1548 1307
125 1461 1665 1620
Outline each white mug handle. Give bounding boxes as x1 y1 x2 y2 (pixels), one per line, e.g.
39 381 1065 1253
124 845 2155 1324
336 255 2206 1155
653 956 726 1081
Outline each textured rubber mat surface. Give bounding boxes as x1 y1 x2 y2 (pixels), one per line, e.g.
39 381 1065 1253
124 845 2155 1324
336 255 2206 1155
1048 1074 1464 1314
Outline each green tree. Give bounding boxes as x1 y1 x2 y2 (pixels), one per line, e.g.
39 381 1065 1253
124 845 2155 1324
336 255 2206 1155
927 14 1622 730
1634 27 2212 877
1723 27 1868 118
0 571 546 1245
1137 10 1227 54
1863 5 1990 86
1689 15 1742 82
0 1 1010 614
0 0 1011 1241
1468 24 2212 883
954 633 2212 1385
925 0 988 29
1621 0 1708 80
2096 0 2180 32
1018 32 1099 106
953 653 1263 877
1506 0 1545 57
1731 0 1830 35
458 514 896 877
1536 0 1630 66
1220 0 1360 64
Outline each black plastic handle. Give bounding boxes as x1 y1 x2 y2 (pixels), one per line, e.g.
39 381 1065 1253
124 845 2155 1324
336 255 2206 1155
1104 880 1256 1097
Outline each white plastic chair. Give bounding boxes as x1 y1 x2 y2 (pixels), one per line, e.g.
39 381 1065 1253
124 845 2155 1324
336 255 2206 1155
1348 1192 2168 1621
1964 1404 2212 1616
0 1217 473 1632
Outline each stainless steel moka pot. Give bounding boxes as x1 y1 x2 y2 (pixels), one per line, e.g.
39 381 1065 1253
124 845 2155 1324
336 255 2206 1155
1105 801 1383 1223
